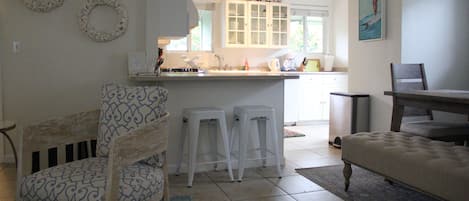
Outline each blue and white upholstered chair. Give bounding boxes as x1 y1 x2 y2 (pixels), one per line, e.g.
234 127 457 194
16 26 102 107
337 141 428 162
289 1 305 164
18 84 170 201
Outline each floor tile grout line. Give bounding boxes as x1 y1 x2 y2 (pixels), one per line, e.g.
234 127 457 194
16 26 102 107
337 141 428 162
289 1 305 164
205 170 234 201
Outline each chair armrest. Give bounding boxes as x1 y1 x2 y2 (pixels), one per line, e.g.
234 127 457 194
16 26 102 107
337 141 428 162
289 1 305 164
105 112 170 201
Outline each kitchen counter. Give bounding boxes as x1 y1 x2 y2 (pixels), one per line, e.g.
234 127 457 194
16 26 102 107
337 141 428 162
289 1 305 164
129 71 299 81
129 71 290 173
128 70 348 81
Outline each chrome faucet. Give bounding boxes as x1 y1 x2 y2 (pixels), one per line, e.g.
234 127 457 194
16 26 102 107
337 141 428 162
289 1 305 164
214 54 224 70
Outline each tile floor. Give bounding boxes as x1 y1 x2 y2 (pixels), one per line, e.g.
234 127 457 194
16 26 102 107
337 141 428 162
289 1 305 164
0 123 344 201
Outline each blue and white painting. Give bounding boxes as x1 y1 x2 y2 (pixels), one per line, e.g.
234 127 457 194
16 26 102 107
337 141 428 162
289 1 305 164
359 0 385 41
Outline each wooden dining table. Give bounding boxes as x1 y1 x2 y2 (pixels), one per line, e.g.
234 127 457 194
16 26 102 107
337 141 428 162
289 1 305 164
384 90 469 132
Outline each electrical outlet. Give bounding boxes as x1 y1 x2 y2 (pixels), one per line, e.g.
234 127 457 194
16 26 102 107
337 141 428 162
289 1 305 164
13 41 20 53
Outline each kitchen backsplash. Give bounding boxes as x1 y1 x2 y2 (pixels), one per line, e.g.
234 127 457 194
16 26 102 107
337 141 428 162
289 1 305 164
161 48 329 71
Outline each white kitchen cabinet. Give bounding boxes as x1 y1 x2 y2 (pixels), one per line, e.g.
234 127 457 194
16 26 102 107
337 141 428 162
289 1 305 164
248 2 269 47
269 3 289 48
222 1 289 48
286 74 348 123
284 79 300 124
224 1 249 47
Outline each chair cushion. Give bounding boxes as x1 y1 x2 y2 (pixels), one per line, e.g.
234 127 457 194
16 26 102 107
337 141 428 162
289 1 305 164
401 120 469 138
97 84 168 166
20 158 164 201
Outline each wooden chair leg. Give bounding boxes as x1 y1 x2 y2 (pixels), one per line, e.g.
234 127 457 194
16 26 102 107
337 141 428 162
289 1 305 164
343 162 352 191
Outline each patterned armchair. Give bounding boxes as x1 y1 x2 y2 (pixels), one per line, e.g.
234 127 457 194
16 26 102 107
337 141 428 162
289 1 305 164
18 84 170 201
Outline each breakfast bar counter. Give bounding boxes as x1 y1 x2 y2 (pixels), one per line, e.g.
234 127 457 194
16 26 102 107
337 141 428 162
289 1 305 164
130 72 297 174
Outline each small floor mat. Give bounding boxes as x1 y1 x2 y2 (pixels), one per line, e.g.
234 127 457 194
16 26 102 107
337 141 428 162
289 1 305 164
284 128 306 138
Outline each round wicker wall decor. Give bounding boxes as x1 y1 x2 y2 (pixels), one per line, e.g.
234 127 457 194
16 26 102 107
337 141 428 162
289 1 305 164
24 0 65 13
78 0 128 42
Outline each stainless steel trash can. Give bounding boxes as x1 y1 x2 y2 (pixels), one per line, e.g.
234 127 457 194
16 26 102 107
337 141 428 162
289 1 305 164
329 92 369 148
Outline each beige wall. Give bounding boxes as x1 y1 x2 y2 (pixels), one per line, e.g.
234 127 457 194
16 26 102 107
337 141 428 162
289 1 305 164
331 0 348 67
0 0 145 157
348 0 402 131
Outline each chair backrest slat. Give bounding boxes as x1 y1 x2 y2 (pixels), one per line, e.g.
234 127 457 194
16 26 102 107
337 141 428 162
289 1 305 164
39 150 48 171
58 144 67 165
390 63 432 119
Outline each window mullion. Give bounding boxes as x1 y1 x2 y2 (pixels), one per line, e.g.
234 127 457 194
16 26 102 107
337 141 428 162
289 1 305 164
303 16 307 53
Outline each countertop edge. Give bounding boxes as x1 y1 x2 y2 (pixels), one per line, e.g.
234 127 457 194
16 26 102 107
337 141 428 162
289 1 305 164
129 74 300 81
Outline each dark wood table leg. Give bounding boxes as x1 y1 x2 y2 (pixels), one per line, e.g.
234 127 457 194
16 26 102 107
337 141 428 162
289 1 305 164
1 131 18 168
391 98 404 132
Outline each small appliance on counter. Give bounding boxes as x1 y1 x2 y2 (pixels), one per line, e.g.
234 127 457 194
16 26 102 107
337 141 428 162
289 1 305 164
268 58 280 72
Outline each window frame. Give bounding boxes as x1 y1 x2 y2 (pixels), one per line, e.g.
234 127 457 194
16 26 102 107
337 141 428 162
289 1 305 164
289 10 329 54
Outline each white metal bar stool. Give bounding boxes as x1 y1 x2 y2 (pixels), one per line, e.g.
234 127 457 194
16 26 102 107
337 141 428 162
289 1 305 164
176 107 234 187
231 105 282 181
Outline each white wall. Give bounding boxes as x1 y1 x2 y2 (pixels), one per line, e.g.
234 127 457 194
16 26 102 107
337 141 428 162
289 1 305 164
348 0 402 131
0 0 145 157
402 0 469 90
401 0 469 121
331 0 348 67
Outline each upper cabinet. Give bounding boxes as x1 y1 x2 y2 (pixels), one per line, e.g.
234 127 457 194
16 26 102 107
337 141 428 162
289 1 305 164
222 0 289 48
270 3 289 48
248 2 268 47
225 1 248 47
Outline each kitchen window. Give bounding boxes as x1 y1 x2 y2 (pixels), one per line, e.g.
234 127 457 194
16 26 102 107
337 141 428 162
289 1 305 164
166 9 213 52
289 8 328 53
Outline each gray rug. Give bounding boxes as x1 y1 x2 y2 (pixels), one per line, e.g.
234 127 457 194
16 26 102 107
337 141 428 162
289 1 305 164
170 196 191 201
296 165 438 201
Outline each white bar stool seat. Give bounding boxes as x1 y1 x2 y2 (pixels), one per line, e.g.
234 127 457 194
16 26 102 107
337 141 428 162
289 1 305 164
231 105 282 181
176 107 234 187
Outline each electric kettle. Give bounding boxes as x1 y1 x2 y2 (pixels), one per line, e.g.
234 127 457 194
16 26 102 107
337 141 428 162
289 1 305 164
268 58 280 72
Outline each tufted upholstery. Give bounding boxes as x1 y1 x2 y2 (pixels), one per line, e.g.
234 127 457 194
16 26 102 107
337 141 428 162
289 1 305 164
97 84 168 166
20 158 164 201
342 132 469 201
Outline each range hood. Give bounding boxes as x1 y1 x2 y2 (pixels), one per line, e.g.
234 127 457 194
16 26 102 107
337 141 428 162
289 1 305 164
142 0 199 72
156 0 199 40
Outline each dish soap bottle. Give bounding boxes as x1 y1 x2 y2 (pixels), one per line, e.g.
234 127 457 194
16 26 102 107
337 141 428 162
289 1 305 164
244 58 250 71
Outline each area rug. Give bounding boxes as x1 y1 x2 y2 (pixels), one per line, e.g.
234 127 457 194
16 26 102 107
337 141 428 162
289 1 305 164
284 127 306 138
170 196 192 201
296 165 438 201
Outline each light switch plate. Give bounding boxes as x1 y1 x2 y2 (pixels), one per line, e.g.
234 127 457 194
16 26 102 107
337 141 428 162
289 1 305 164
13 41 20 53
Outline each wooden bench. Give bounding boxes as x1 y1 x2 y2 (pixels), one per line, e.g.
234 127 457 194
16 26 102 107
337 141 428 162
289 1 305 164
342 132 469 201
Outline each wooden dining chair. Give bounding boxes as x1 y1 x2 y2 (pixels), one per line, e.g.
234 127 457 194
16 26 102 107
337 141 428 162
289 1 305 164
390 63 469 144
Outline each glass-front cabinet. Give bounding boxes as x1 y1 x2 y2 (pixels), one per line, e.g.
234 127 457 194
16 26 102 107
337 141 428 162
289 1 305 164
248 2 268 47
225 1 248 47
223 1 289 48
270 3 289 48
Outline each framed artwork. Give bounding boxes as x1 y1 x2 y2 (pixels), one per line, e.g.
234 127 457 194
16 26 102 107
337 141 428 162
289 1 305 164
359 0 386 41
